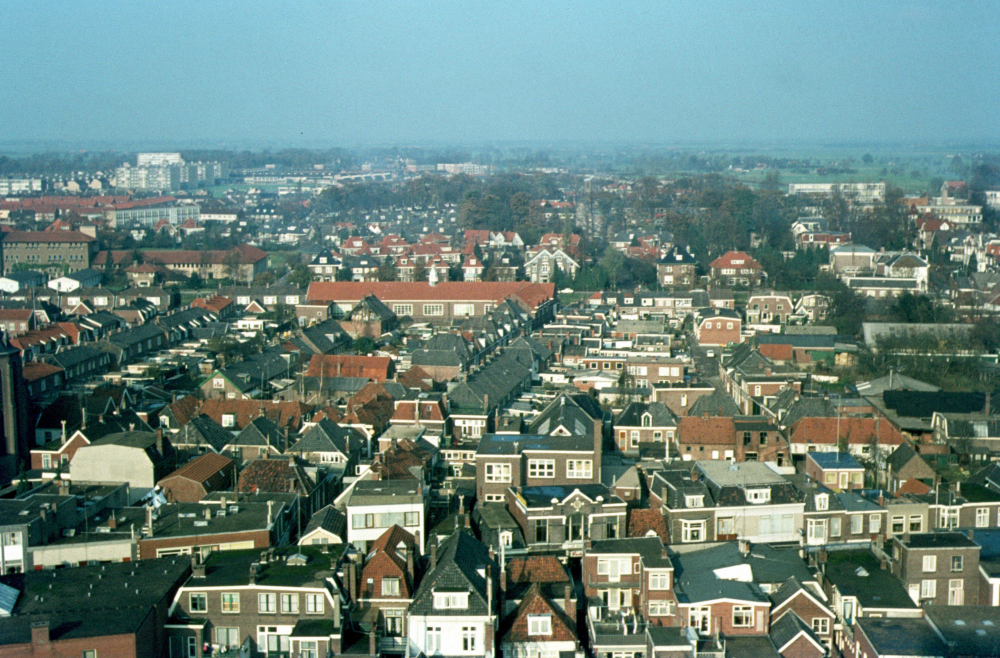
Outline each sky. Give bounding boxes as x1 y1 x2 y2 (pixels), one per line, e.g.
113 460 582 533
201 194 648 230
1 1 998 147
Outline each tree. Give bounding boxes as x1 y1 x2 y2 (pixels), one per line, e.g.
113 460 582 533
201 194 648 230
599 247 626 291
254 271 276 286
287 264 314 288
413 261 428 282
354 336 376 355
862 153 874 164
377 257 397 282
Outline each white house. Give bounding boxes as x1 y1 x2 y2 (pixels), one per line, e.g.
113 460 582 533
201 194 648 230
47 268 102 292
345 480 426 554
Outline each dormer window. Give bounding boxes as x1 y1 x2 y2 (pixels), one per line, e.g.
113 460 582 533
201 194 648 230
434 591 469 609
528 615 552 635
642 413 652 427
685 495 704 508
745 489 771 504
816 494 829 511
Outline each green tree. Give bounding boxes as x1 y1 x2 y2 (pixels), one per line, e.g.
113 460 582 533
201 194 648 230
287 264 314 288
354 336 376 354
377 256 398 282
599 247 626 291
413 261 428 282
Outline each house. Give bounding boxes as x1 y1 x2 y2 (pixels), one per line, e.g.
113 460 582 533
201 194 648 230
670 542 771 638
346 479 426 553
693 307 742 346
523 247 579 283
804 452 865 491
299 504 347 546
46 267 103 292
846 616 946 658
407 530 498 658
820 549 920 630
0 308 36 337
69 430 177 504
709 250 765 287
305 353 395 382
508 484 627 552
614 402 678 458
156 452 236 503
344 525 418 647
0 557 190 658
887 531 980 606
499 582 580 658
166 546 342 656
655 246 697 289
745 292 795 325
787 417 904 459
289 417 363 468
0 269 45 294
769 577 836 651
655 461 804 544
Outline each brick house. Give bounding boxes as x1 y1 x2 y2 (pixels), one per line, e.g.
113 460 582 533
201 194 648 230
507 484 627 552
157 452 236 503
614 402 678 458
745 292 795 324
343 525 418 647
709 251 765 287
769 577 836 650
655 246 698 289
676 416 738 462
693 307 742 346
475 432 601 504
500 582 581 658
166 546 342 657
305 353 395 382
804 452 865 491
888 532 981 606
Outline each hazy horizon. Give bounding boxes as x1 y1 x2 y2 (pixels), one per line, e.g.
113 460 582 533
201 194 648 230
2 1 998 148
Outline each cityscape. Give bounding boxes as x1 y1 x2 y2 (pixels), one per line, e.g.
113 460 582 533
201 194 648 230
0 3 999 658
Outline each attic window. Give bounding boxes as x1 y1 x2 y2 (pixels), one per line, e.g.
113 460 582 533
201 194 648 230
528 615 552 635
434 592 468 610
745 489 770 504
685 495 704 508
816 494 829 511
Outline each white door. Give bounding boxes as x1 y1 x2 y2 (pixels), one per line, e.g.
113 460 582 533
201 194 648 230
950 580 964 605
839 472 849 489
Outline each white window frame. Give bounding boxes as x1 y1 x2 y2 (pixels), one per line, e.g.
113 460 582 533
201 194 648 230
923 555 937 573
422 304 444 316
681 520 705 543
567 459 592 479
485 463 512 483
649 572 670 590
528 615 552 636
732 605 753 627
920 579 936 599
811 617 829 635
977 507 990 528
528 459 555 479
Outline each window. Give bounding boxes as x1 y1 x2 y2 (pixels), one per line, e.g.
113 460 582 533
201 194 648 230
718 517 734 536
462 626 477 651
300 640 318 658
567 460 592 479
923 555 937 572
352 514 376 529
83 652 96 658
807 519 827 542
977 508 990 528
485 463 511 483
910 515 923 533
280 593 298 613
222 593 240 613
892 516 905 534
685 495 704 508
535 519 548 543
426 626 442 653
732 606 753 627
649 600 675 616
454 303 475 317
217 627 240 645
920 579 937 599
189 592 207 612
213 377 225 389
649 572 670 590
870 514 881 534
404 512 419 527
745 489 770 504
528 459 555 478
392 304 413 316
484 494 505 502
830 517 841 537
851 515 863 534
383 577 401 596
816 494 829 511
682 520 705 542
940 507 959 530
435 592 469 609
41 454 51 469
951 555 964 572
528 615 552 635
811 617 829 635
259 593 277 613
305 593 324 614
423 304 444 316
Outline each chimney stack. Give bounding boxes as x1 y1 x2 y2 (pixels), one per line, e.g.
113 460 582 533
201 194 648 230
348 561 357 602
155 428 164 456
191 555 206 578
108 514 117 530
564 584 575 624
61 420 67 445
430 540 437 571
369 630 377 656
30 621 50 646
407 545 415 580
145 505 154 536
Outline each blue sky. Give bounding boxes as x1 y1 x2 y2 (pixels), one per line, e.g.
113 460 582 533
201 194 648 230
1 1 997 146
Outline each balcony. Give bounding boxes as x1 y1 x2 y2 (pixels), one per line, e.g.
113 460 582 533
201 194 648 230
588 610 648 648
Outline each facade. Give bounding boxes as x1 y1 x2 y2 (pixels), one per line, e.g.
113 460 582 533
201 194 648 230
508 484 627 553
787 182 885 204
745 292 795 325
523 247 579 283
0 230 97 275
693 307 742 346
888 532 980 606
346 480 426 554
614 402 677 458
655 246 697 289
708 251 764 287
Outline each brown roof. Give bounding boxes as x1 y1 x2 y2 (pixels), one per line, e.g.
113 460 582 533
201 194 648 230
677 416 737 445
306 354 393 381
789 417 904 446
398 366 433 391
359 549 411 599
370 524 418 555
628 508 670 542
0 309 33 321
22 361 63 382
306 280 555 310
160 452 233 485
198 399 312 431
237 457 312 494
502 583 578 644
164 395 203 427
895 478 932 496
506 556 570 584
2 230 95 243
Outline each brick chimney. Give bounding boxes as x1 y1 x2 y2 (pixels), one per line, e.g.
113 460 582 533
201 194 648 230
369 630 377 656
155 428 164 456
348 561 357 602
430 540 437 571
564 584 575 624
30 621 50 645
407 545 415 581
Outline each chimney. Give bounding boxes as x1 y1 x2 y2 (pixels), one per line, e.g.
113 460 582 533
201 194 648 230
249 563 258 585
430 540 437 571
191 556 206 578
348 561 357 602
406 545 415 580
61 420 67 445
267 500 274 527
145 505 154 536
564 584 575 623
369 630 377 656
30 621 50 645
156 428 164 456
204 507 212 521
108 514 117 530
987 391 991 416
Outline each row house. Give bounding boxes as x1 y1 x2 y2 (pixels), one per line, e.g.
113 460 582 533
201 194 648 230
795 479 888 547
720 344 804 415
614 402 678 458
653 461 805 544
887 531 981 607
166 547 342 657
507 484 627 553
652 384 717 418
675 415 786 465
625 356 686 387
345 480 426 554
787 416 905 459
447 350 533 441
769 577 836 651
523 247 579 283
475 431 602 504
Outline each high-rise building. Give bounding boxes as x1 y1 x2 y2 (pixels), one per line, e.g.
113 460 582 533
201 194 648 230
137 152 183 166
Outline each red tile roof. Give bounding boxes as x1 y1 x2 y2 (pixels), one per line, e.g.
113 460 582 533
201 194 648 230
503 583 578 644
305 354 393 381
895 478 932 496
677 416 736 445
628 508 670 542
22 361 63 382
506 556 569 584
709 250 762 270
305 281 555 310
1 230 95 243
789 417 905 446
161 452 233 485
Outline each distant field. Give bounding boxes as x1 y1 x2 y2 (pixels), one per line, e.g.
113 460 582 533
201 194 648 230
729 166 933 195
